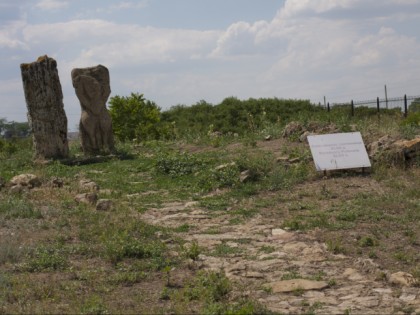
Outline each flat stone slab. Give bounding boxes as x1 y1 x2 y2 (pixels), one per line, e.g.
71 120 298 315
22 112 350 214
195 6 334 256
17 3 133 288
266 279 329 293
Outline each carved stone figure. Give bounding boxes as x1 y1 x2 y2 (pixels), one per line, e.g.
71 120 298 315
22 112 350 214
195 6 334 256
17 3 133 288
71 65 114 155
20 55 69 159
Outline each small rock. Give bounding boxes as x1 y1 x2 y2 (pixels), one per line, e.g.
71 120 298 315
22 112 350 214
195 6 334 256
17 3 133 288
75 193 98 205
372 288 392 294
282 121 305 138
271 228 294 241
276 156 289 164
392 137 420 160
343 268 364 281
96 199 112 211
10 185 27 194
240 170 251 183
215 162 236 171
79 179 99 191
266 279 329 293
50 177 64 188
299 131 313 142
288 157 300 164
399 293 416 301
10 174 41 188
389 272 417 287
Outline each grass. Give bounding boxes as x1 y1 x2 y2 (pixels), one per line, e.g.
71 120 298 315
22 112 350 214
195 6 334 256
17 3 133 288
0 110 419 313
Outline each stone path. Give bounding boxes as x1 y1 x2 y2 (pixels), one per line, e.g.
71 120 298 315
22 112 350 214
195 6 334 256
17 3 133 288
141 200 420 314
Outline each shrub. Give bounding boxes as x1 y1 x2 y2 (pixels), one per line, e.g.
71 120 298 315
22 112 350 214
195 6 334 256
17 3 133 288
155 152 207 177
109 93 168 142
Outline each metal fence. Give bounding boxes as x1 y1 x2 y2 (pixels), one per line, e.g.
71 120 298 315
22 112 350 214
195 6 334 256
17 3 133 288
327 94 420 117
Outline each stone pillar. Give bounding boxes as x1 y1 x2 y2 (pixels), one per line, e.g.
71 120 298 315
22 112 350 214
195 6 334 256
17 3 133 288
20 55 69 159
71 65 114 155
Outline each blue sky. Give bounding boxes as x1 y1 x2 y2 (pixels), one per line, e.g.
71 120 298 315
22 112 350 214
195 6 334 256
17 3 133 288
1 0 420 130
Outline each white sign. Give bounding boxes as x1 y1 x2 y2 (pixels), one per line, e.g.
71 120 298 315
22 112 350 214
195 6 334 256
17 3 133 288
307 132 371 171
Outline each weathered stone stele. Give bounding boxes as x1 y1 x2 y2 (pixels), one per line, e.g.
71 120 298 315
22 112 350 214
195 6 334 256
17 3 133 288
20 55 69 159
71 65 114 155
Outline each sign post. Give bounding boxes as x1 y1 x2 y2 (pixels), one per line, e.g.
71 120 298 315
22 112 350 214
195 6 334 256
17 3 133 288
307 132 371 171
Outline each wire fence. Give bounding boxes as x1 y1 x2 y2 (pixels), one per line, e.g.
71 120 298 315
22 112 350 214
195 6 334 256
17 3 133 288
327 94 420 117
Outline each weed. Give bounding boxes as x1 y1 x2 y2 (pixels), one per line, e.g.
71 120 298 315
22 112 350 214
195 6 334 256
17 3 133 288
108 271 147 286
0 239 25 265
174 223 191 233
281 271 302 280
232 207 258 218
80 295 108 315
182 271 231 304
0 196 43 220
103 223 167 265
328 278 337 287
259 245 276 254
310 271 327 281
24 246 68 272
160 286 171 300
211 243 243 257
183 241 201 261
326 239 346 254
205 163 240 190
282 217 306 231
155 151 207 177
358 236 378 247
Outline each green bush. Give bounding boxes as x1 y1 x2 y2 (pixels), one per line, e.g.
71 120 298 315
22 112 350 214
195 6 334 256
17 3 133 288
155 152 207 177
401 112 420 127
0 196 43 220
109 93 170 142
25 246 68 272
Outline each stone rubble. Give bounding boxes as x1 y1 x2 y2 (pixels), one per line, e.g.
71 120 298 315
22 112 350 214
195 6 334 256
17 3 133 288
140 198 420 314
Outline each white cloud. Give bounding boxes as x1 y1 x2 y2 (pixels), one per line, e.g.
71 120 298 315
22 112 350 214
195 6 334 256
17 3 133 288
0 19 28 49
109 1 149 10
22 19 221 67
35 0 68 11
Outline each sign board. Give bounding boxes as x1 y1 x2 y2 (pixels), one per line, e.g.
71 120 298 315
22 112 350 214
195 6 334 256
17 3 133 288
307 132 371 171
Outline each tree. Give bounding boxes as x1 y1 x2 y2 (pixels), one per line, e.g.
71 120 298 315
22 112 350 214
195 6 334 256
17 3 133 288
0 118 30 138
108 93 162 142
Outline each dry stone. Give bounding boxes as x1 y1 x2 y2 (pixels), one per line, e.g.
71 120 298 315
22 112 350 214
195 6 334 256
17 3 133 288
266 279 329 293
96 199 112 211
10 174 41 188
71 65 114 155
75 193 98 205
389 272 418 287
20 55 69 159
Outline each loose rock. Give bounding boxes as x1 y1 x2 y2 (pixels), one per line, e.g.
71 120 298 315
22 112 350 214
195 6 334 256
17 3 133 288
389 272 417 287
96 199 112 211
266 279 329 293
79 179 99 191
75 193 98 205
10 174 41 188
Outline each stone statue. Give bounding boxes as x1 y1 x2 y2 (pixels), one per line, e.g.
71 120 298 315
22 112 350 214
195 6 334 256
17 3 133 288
20 55 69 159
71 65 114 155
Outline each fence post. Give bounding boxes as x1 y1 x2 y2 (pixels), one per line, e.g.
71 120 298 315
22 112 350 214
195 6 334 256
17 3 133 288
351 100 354 117
404 94 408 117
376 97 380 113
327 102 330 112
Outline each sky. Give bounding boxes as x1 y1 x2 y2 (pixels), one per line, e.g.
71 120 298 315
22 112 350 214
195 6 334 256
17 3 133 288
1 0 420 131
